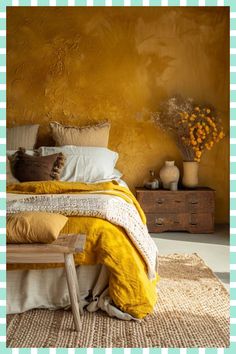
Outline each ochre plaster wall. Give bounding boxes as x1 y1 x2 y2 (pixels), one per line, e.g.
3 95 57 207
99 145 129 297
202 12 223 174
7 7 229 223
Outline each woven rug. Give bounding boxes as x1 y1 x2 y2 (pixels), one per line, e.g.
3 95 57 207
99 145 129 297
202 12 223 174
7 254 229 348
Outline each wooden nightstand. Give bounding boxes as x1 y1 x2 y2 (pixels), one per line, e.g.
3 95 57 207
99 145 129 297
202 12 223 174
136 187 215 234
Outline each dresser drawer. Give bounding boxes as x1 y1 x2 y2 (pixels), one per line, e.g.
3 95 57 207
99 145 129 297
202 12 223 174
137 191 186 213
146 212 214 233
146 213 187 232
188 213 214 233
187 191 215 212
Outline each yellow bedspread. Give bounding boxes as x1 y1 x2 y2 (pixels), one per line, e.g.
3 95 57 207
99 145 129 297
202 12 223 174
7 181 159 319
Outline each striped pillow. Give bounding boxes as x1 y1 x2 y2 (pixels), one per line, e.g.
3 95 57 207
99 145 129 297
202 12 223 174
7 124 39 150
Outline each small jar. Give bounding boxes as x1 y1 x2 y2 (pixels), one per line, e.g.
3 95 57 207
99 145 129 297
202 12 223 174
144 170 159 190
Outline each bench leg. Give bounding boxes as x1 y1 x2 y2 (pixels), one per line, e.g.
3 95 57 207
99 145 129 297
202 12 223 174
64 253 81 332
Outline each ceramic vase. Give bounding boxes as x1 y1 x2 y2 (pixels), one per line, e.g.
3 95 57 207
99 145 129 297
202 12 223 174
159 161 180 189
182 161 199 188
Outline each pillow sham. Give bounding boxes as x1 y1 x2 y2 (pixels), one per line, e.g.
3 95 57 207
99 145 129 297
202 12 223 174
7 212 68 244
11 148 65 182
50 121 110 147
39 146 118 183
7 124 39 150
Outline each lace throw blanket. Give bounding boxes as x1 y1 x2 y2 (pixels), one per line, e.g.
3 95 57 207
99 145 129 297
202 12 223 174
7 194 158 280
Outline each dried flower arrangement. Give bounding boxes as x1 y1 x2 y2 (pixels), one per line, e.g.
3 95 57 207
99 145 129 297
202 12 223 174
152 96 225 162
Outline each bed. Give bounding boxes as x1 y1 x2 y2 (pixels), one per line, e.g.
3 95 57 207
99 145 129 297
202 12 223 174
6 122 159 321
7 179 159 320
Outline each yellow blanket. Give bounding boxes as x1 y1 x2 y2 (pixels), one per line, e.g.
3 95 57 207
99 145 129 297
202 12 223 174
7 181 159 319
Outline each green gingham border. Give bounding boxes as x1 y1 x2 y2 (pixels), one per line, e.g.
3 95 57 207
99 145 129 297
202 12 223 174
0 0 234 351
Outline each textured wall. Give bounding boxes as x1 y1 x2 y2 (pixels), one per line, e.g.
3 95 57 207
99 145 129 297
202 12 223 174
7 7 229 223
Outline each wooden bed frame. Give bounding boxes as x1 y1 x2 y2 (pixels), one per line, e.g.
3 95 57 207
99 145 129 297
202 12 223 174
7 234 86 332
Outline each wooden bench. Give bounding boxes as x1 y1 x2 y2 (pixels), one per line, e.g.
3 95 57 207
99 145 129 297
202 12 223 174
7 233 86 332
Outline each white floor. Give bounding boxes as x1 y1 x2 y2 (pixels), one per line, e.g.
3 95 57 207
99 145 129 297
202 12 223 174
151 224 229 290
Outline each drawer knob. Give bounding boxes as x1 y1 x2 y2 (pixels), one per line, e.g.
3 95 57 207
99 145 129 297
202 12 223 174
156 199 164 205
155 217 164 225
190 201 198 205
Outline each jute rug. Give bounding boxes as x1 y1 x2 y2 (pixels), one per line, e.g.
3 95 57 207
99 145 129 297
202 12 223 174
7 254 229 348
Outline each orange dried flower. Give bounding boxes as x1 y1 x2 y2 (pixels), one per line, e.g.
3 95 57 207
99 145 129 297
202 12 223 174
153 96 225 162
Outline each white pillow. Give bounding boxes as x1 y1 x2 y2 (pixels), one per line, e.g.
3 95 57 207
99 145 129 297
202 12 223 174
39 146 119 183
7 150 35 157
111 168 123 179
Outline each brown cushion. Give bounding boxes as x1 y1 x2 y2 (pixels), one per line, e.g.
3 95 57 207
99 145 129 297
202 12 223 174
7 124 39 150
7 158 19 185
50 121 110 147
7 212 68 244
11 148 65 182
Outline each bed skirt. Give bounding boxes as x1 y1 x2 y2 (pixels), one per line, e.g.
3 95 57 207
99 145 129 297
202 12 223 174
7 265 137 321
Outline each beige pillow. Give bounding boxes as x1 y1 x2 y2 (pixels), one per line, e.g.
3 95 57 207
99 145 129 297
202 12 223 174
7 124 39 150
7 212 68 244
50 121 110 147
